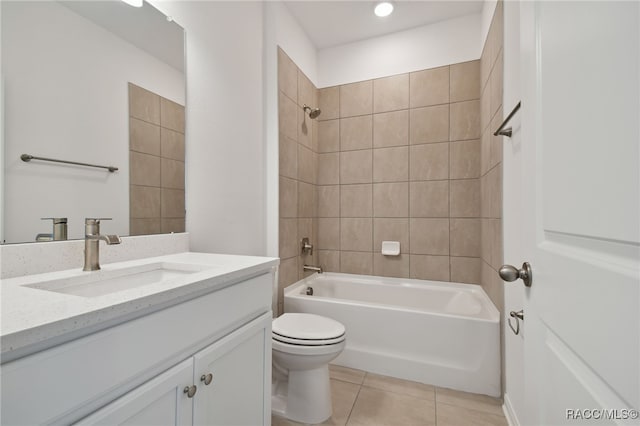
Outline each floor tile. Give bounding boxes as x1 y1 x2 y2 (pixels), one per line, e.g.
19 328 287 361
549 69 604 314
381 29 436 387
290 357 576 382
436 402 508 426
347 387 436 426
363 372 435 400
329 364 366 385
272 415 302 426
322 379 361 425
435 387 503 416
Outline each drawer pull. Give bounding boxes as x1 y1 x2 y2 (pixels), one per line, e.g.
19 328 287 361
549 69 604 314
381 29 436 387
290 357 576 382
183 385 197 398
201 373 213 385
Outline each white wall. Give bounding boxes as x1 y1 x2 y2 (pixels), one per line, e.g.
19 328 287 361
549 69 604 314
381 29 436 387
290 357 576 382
317 13 482 88
263 1 318 257
1 1 184 244
481 0 498 52
502 1 525 424
151 1 266 256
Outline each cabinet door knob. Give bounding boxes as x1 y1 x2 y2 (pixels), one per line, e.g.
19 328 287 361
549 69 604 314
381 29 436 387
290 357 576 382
183 385 197 398
201 373 213 385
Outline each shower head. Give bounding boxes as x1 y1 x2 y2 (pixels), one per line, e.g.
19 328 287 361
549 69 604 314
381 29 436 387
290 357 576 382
303 105 322 119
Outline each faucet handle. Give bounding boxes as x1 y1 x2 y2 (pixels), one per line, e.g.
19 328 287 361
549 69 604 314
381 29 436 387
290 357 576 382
85 218 112 224
41 217 68 224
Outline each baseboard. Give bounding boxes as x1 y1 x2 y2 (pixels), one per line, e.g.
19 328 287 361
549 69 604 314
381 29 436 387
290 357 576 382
503 393 521 426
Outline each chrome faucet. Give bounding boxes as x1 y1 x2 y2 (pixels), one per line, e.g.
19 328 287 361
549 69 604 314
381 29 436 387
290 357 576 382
303 264 323 274
83 218 121 271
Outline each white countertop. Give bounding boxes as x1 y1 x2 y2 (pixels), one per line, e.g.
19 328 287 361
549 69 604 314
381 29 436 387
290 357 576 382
0 252 278 361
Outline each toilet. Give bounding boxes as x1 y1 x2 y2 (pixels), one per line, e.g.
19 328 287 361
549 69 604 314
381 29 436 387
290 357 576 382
271 313 346 424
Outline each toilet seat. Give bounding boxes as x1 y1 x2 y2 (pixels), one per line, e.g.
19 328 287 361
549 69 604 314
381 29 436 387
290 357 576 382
272 336 346 356
272 313 345 342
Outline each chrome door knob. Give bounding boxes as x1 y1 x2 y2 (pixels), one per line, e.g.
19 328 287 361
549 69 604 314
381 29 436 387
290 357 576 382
499 262 533 287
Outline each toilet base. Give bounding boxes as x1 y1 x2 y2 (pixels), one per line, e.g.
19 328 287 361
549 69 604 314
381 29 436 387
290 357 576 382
271 365 332 424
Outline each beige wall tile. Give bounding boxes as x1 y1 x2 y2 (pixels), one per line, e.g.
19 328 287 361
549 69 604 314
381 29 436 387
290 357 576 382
490 107 504 170
450 100 481 141
489 218 503 270
297 107 314 150
480 127 491 176
130 218 161 236
297 70 316 109
409 105 449 144
481 77 492 132
340 251 373 275
450 257 481 285
373 182 408 217
341 184 372 217
279 93 298 141
340 218 373 252
318 185 340 217
491 1 504 65
373 110 409 148
481 218 491 262
348 387 436 426
450 218 481 256
160 158 185 190
487 164 502 218
340 150 372 184
410 66 450 108
450 139 480 179
130 151 160 187
279 176 297 218
373 254 409 278
410 254 450 281
409 218 449 255
318 119 339 153
340 115 373 151
318 152 340 185
129 83 160 125
373 218 409 253
277 48 298 102
161 188 185 218
409 142 449 181
297 181 316 218
130 185 160 218
409 181 449 217
160 128 185 161
340 80 372 117
373 146 408 182
450 60 481 103
481 260 504 314
318 218 340 250
373 73 409 113
279 135 297 179
450 179 480 218
318 250 340 272
279 218 298 258
161 218 185 234
160 98 185 133
490 50 504 120
318 86 340 121
436 400 507 426
297 144 315 184
278 257 298 309
130 118 160 155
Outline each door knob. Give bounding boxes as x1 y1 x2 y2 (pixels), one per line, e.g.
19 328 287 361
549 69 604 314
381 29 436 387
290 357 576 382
499 262 532 287
200 373 213 385
183 385 197 398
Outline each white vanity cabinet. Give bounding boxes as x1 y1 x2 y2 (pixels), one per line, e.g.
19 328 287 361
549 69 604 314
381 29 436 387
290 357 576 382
1 269 274 426
77 313 271 426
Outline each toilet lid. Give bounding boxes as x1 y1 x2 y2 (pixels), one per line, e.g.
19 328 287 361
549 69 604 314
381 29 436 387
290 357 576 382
272 313 345 341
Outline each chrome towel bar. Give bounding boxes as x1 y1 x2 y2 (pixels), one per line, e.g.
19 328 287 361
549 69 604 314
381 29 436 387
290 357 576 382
20 154 118 172
493 101 521 137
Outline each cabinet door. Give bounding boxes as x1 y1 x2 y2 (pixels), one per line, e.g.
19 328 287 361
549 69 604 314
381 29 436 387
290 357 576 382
193 313 272 426
75 359 194 426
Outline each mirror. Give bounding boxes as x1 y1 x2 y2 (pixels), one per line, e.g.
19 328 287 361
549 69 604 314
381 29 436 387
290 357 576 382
0 0 185 244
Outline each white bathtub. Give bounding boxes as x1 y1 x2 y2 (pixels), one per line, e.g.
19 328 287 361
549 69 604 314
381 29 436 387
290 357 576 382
284 272 501 397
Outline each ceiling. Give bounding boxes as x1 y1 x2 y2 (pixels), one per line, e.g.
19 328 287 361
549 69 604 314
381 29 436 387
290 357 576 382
283 1 484 49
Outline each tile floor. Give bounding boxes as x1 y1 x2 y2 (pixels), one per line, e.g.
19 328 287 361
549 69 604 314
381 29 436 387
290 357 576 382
272 365 508 426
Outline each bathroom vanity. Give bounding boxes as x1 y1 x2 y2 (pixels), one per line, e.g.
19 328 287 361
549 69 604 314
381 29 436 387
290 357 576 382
0 252 278 425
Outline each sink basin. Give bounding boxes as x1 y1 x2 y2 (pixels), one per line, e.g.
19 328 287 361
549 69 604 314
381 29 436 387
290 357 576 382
24 262 214 298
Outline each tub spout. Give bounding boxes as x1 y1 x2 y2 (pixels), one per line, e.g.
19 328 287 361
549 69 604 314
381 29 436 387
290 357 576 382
303 264 323 274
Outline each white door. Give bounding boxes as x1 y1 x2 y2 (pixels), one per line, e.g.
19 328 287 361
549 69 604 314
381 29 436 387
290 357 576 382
519 1 639 425
75 359 194 425
192 313 271 426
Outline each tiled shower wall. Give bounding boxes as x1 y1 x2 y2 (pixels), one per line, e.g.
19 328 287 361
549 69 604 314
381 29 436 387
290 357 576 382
480 1 505 314
314 62 481 283
129 83 186 236
277 48 319 314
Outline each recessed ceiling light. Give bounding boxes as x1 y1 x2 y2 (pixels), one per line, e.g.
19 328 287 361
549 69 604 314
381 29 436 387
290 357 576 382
374 2 394 17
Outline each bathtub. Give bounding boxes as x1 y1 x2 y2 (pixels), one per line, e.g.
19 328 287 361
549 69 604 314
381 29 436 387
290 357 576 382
284 272 501 397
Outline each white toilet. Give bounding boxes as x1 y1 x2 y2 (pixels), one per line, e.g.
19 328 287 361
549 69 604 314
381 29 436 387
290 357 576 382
271 313 346 424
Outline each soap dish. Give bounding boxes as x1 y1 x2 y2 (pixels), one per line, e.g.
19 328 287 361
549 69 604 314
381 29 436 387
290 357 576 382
381 241 400 256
